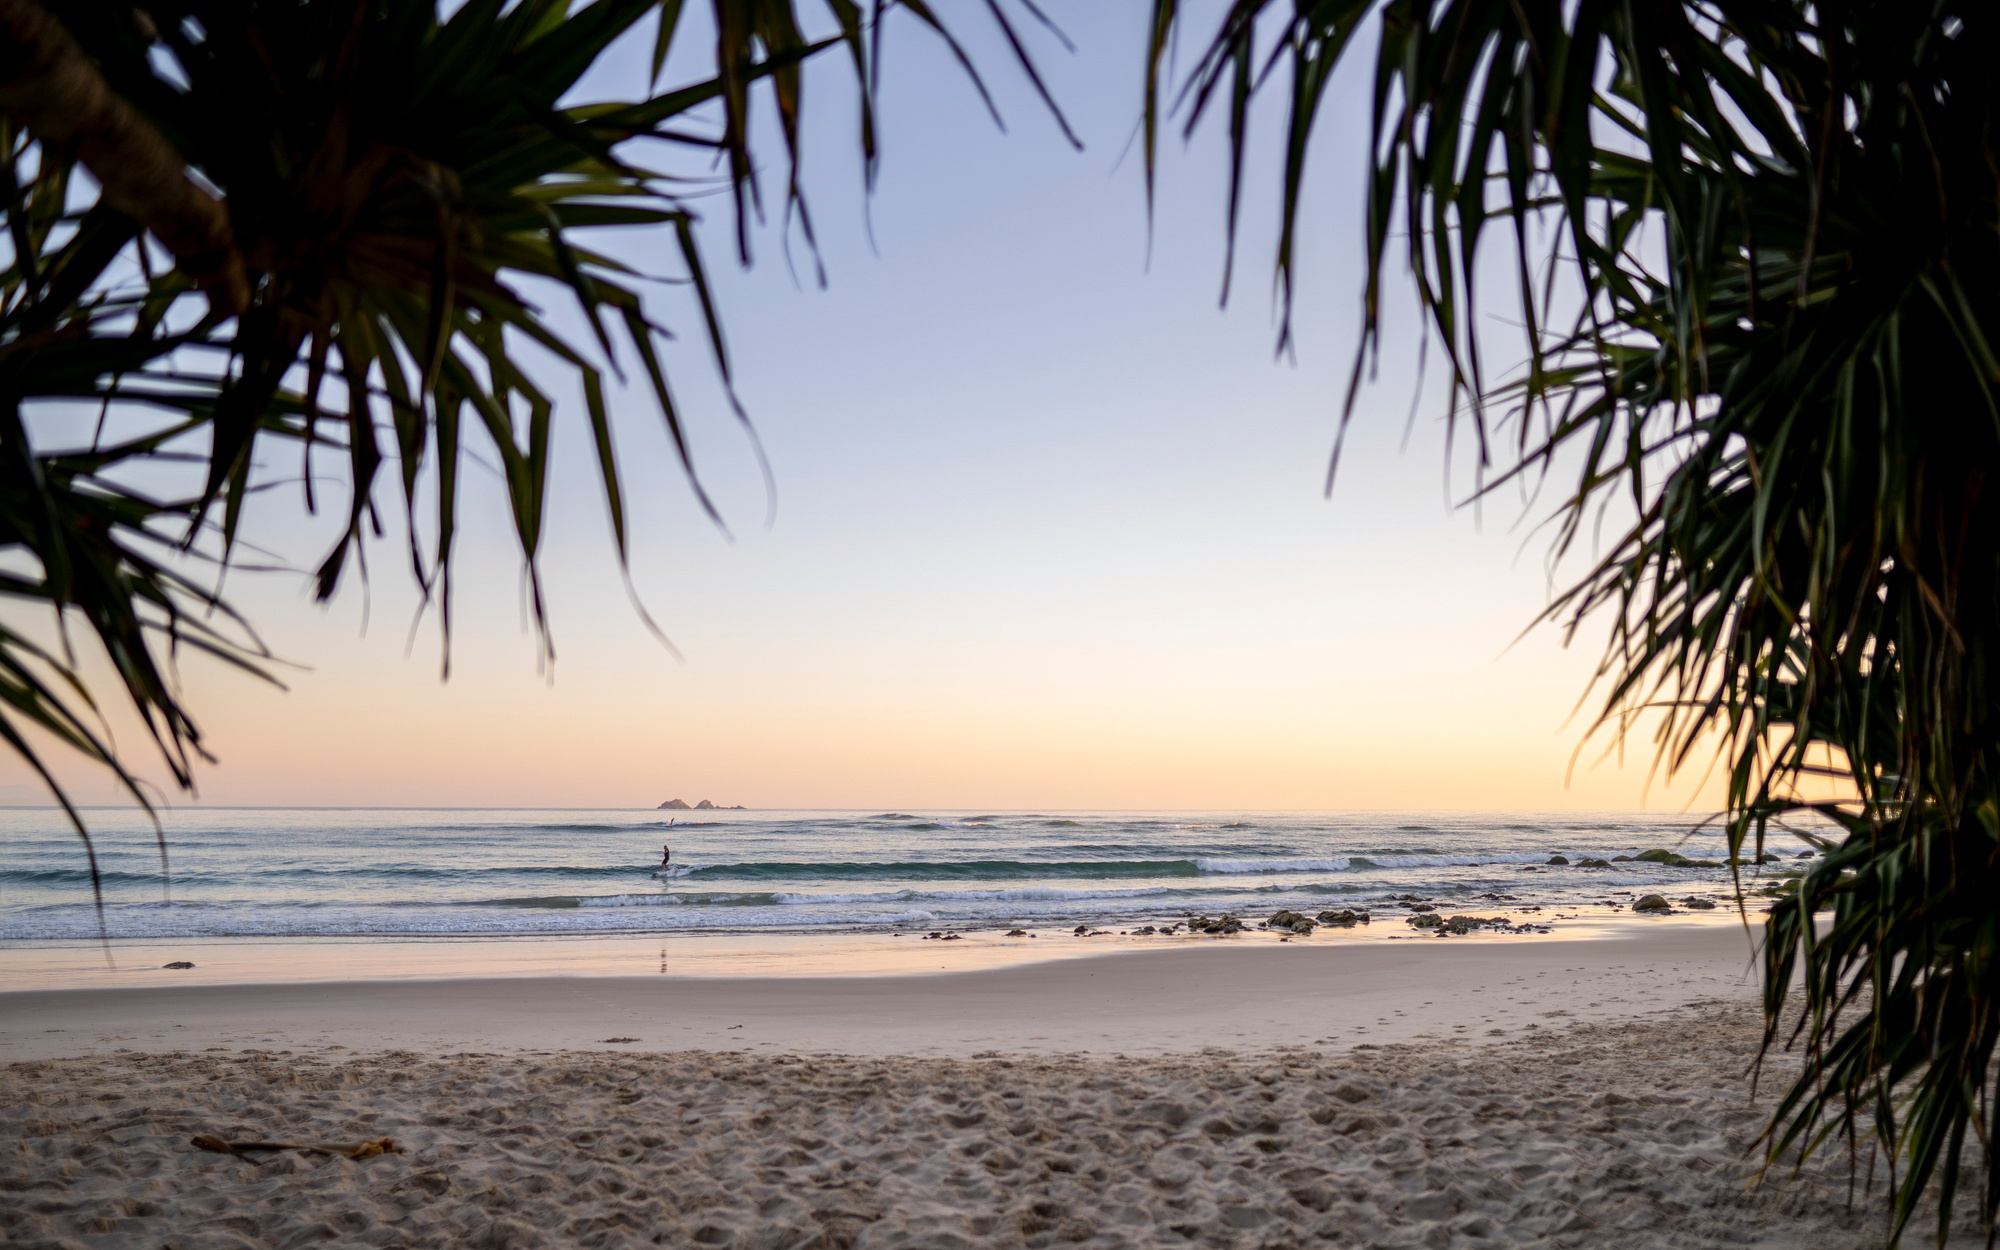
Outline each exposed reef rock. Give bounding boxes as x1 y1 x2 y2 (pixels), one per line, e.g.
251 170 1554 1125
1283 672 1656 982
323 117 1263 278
1186 914 1244 935
1266 910 1317 935
1405 913 1525 936
1634 848 1723 868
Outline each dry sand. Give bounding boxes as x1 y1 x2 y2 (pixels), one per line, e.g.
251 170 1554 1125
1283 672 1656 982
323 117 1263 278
3 1000 1961 1250
4 924 1974 1248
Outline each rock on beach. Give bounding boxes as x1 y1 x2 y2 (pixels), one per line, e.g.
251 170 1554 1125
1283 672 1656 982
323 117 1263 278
1186 914 1245 935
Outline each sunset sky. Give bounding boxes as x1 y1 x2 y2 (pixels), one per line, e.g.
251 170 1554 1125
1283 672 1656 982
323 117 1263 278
4 4 1726 812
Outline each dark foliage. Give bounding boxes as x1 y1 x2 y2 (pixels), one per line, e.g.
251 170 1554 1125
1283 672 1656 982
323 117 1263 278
1147 0 2000 1240
0 0 1043 931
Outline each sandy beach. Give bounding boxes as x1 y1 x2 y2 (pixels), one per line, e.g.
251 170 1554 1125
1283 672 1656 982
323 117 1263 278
6 922 1969 1248
1 0 1971 1241
2 922 1758 1058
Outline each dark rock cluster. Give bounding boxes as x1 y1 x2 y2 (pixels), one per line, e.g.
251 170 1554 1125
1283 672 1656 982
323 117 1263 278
1550 849 1738 868
1633 849 1723 868
1185 914 1245 935
1405 913 1525 935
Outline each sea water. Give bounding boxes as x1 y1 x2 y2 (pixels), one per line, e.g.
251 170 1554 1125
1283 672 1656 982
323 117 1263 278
0 808 1814 944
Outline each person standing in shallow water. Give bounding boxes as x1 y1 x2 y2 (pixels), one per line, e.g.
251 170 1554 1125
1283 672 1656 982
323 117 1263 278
661 843 671 870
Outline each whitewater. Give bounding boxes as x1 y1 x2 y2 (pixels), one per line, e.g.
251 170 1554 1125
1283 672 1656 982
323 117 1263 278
0 808 1814 943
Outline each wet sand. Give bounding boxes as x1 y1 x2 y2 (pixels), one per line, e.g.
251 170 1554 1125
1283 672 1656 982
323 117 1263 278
1 923 1758 1059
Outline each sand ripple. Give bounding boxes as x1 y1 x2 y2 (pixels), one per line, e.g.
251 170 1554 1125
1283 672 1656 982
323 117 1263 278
0 1002 1956 1249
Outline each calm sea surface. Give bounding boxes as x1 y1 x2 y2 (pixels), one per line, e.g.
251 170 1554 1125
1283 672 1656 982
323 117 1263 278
0 808 1814 944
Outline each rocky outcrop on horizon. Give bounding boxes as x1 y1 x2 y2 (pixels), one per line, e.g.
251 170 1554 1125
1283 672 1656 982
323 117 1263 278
657 799 690 810
658 798 748 810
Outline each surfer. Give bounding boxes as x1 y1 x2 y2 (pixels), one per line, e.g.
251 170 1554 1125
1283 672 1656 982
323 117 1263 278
661 843 671 869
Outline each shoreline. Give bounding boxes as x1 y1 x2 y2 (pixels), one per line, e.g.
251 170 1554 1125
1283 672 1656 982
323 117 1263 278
0 922 1761 1060
0 907 1763 991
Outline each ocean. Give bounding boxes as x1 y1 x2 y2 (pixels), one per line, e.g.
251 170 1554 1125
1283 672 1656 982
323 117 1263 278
0 807 1810 944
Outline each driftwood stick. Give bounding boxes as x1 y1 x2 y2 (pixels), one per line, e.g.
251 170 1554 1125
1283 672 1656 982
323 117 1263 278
189 1134 400 1160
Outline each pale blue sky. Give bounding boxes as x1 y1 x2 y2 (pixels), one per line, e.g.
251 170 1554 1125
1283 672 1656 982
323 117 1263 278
3 3 1720 811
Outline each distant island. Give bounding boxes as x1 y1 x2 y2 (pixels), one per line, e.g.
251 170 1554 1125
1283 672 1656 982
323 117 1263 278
657 799 746 810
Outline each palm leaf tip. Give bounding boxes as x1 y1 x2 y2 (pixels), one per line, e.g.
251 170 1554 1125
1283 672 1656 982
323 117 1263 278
1148 1 2000 1240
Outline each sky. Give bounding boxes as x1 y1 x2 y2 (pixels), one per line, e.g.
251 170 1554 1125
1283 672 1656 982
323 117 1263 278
1 2 1729 812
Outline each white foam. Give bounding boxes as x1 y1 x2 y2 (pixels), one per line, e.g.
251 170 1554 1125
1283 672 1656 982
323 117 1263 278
1194 857 1357 874
580 884 1192 909
0 904 949 941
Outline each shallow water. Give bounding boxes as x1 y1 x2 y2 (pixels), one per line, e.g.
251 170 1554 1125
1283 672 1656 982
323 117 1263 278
0 807 1816 945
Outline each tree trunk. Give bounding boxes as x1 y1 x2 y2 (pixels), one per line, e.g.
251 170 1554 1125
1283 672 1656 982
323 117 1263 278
0 0 247 314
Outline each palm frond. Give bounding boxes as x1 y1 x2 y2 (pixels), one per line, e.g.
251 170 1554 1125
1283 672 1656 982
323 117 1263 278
0 0 1065 937
1149 0 2000 1239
